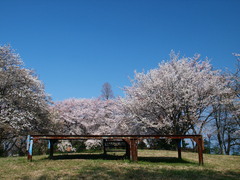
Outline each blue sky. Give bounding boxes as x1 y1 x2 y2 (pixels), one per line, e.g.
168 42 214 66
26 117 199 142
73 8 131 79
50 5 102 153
1 0 239 101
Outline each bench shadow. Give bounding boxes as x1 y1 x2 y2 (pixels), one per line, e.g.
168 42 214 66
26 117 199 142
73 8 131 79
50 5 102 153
138 156 193 164
45 153 194 164
48 153 124 160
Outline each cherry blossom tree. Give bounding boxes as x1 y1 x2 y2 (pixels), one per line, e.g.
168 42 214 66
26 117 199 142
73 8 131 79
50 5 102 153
52 99 120 134
121 51 233 135
51 98 126 148
0 45 51 155
211 54 240 154
233 53 240 136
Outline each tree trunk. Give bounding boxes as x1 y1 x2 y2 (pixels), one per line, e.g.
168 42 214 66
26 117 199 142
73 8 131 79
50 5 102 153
226 133 231 155
215 110 224 154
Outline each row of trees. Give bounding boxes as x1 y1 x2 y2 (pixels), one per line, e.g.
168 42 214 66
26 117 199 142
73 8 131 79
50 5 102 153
0 46 239 155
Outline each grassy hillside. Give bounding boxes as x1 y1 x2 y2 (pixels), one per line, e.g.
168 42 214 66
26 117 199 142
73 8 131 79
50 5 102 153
0 150 239 180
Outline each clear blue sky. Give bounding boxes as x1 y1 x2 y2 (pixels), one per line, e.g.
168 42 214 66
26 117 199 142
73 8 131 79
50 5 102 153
1 0 239 101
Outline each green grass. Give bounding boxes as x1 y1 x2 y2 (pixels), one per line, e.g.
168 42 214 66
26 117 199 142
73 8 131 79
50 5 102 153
0 150 239 180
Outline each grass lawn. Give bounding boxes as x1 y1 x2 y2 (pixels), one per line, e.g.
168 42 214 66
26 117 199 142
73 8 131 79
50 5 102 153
0 150 239 180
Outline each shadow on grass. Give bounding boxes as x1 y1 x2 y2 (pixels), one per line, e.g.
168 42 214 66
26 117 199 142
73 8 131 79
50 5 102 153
48 153 124 161
45 153 194 164
138 156 193 164
23 166 240 180
76 167 240 180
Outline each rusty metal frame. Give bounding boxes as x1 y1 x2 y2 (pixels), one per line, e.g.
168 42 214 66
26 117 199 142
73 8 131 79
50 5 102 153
26 134 204 165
